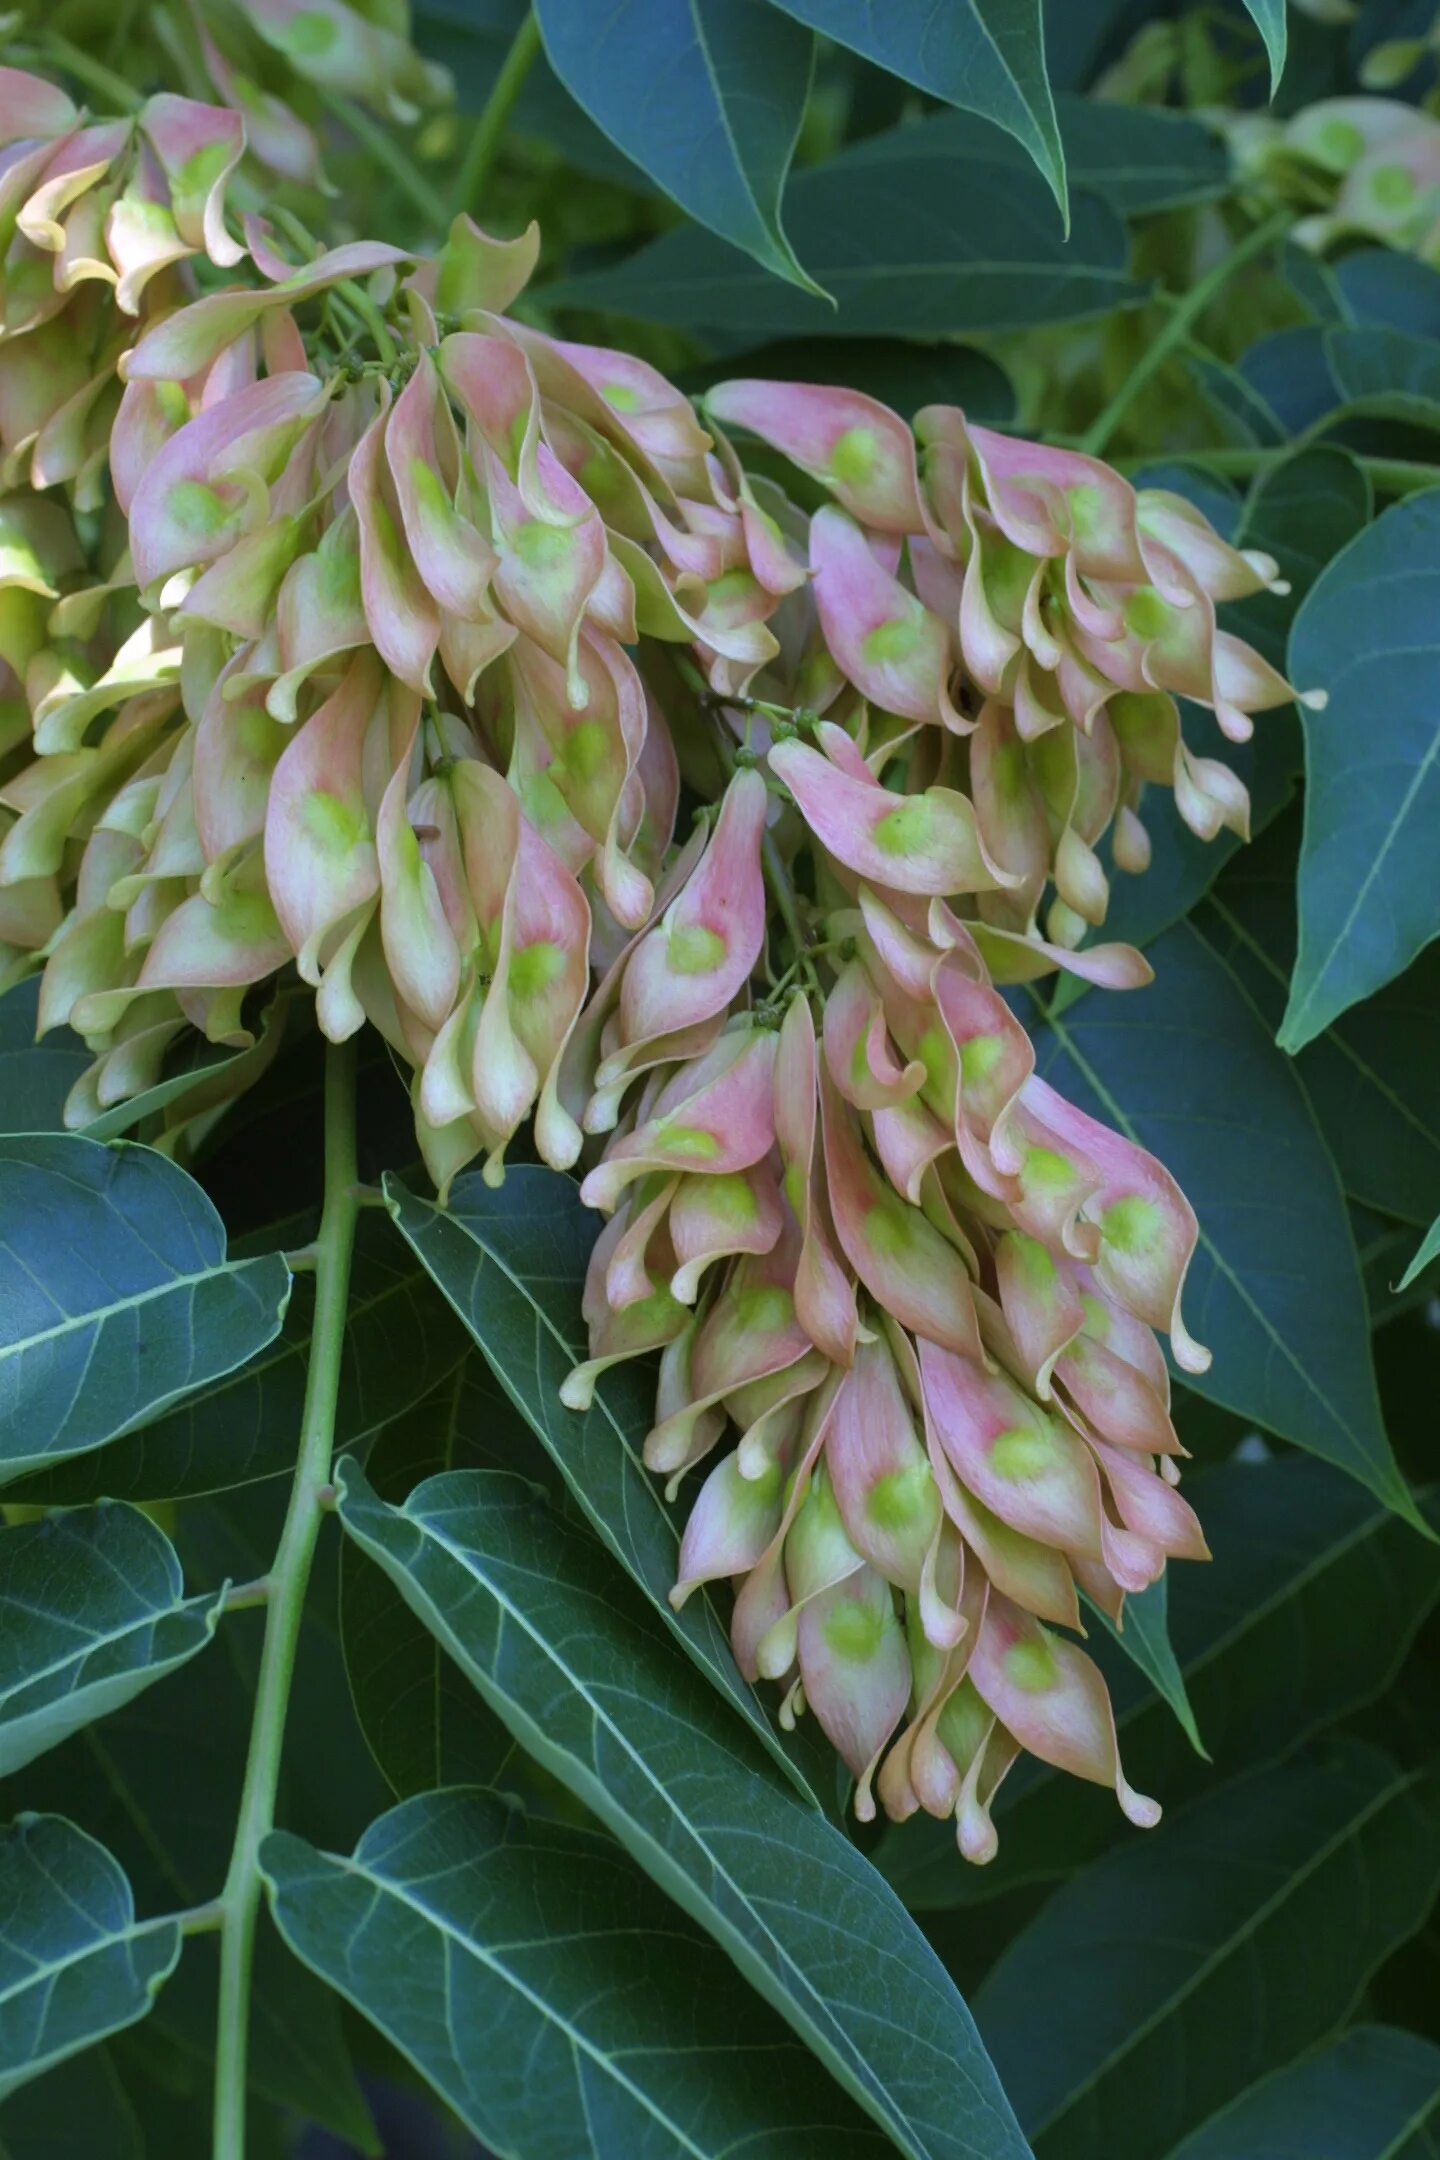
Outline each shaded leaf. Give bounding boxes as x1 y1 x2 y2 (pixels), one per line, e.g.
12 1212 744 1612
0 2045 142 2160
265 1792 893 2160
0 983 86 1138
543 154 1140 335
1197 810 1440 1227
1282 491 1440 1049
1169 2023 1440 2160
0 1505 221 1778
878 1459 1440 1911
0 1817 178 2099
974 1744 1440 2159
766 0 1067 215
335 1462 1032 2160
1337 247 1440 337
8 1214 466 1506
1032 925 1418 1523
0 1137 291 1485
686 336 1015 425
339 1360 528 1797
840 96 1227 215
535 0 818 287
382 1167 829 1808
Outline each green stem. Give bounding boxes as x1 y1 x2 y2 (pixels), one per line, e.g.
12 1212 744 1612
1080 209 1292 457
321 91 449 233
211 1037 360 2160
32 31 140 111
454 8 542 218
1123 446 1440 497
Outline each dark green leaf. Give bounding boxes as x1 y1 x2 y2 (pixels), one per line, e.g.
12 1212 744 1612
687 336 1015 425
0 982 86 1137
1399 1216 1440 1291
1084 1574 1204 1758
1321 325 1440 431
1 1645 378 2146
334 1463 1031 2160
766 0 1067 215
1169 2023 1440 2160
0 1136 291 1485
0 1817 178 2098
1033 924 1419 1522
0 2046 142 2159
535 0 818 287
1337 248 1440 337
9 1213 466 1506
974 1745 1440 2159
839 96 1226 215
340 1361 526 1797
881 1458 1440 1910
543 157 1139 336
382 1167 829 1807
0 1506 221 1778
1197 810 1440 1226
1282 490 1440 1049
265 1792 893 2160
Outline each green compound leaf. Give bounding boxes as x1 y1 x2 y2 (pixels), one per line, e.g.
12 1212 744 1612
766 0 1067 219
7 1213 466 1507
1171 2023 1440 2160
1031 924 1420 1529
0 1505 222 1778
974 1744 1440 2160
264 1792 894 2160
0 1136 291 1486
382 1166 829 1810
0 1816 179 2099
536 0 820 290
334 1462 1032 2160
1282 490 1440 1052
1240 0 1286 94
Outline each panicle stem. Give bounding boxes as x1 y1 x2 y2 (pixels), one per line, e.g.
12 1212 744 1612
211 1038 360 2160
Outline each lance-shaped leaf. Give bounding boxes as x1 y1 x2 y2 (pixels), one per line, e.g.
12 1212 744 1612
0 1505 222 1777
1239 0 1286 92
973 1744 1440 2160
264 1792 892 2159
381 1164 830 1808
1029 925 1420 1529
1082 1573 1203 1758
8 1211 468 1507
333 1464 1031 2160
1282 491 1440 1050
766 0 1066 218
1399 1215 1440 1291
1169 2025 1440 2160
0 1816 179 2099
0 1135 291 1486
535 0 819 291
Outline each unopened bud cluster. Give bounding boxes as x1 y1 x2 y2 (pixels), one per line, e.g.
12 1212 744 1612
0 56 1315 1859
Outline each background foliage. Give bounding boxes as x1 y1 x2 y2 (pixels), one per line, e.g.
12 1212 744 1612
3 0 1440 2155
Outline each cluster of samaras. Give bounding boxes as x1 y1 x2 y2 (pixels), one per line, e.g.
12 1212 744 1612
0 57 1312 1859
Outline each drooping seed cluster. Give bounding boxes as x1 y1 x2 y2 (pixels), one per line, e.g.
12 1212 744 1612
1 60 1318 1859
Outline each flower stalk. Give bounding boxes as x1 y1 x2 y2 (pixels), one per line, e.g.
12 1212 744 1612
211 1037 360 2160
